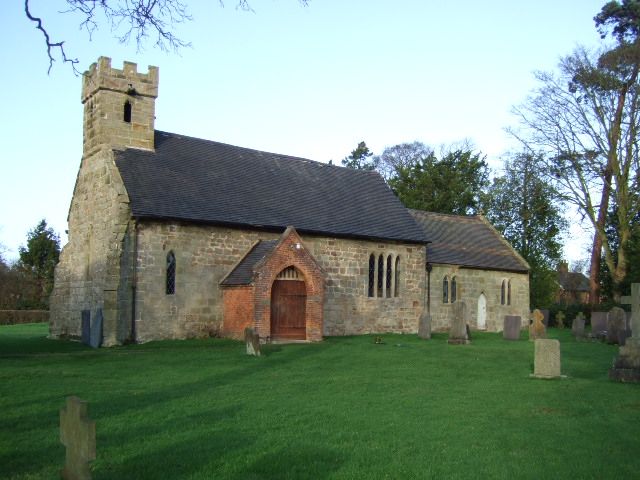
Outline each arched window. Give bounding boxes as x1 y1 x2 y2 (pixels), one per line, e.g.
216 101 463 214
500 279 506 305
166 251 176 295
443 276 449 304
451 276 457 303
394 256 400 297
507 279 512 305
124 100 132 123
386 255 392 298
377 254 384 298
368 254 375 297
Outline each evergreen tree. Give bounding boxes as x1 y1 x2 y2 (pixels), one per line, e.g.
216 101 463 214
341 141 377 171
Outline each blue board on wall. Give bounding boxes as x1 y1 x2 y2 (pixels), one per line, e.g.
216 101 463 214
81 310 91 346
89 309 103 348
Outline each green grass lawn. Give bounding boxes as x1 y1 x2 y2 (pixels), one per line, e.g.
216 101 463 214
1 324 639 479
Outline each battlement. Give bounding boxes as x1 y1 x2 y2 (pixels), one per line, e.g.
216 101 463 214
82 57 159 103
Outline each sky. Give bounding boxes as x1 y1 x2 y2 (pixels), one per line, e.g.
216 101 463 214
0 1 606 264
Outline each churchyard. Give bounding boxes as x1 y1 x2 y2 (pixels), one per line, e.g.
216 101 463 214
2 323 639 479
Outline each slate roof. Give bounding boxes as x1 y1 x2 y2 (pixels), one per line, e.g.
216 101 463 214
115 131 428 244
221 240 278 286
558 271 590 292
409 210 529 273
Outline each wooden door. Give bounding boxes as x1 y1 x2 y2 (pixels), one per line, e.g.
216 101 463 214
271 280 306 339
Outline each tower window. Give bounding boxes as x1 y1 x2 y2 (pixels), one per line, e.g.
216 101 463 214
368 254 375 297
443 276 449 304
394 256 400 297
377 254 384 298
124 100 132 123
451 276 457 303
166 251 176 295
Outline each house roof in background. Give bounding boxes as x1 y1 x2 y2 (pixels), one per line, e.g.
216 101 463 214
115 131 428 244
557 271 590 292
409 210 529 273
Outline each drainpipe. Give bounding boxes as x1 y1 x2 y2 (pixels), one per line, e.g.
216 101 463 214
426 262 432 314
130 220 139 343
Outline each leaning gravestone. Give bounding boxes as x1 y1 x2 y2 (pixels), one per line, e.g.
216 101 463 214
244 327 261 356
531 339 563 379
417 312 431 340
529 309 546 341
60 396 96 480
591 311 608 338
503 315 522 340
555 311 566 329
610 283 640 382
607 307 628 345
88 309 103 349
448 301 470 345
571 312 586 340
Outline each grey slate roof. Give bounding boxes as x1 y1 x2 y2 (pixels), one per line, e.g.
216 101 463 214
558 271 590 292
409 210 529 273
221 240 278 286
115 131 428 244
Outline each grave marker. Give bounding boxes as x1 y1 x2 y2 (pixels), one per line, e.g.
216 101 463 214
571 312 586 339
531 339 563 379
591 312 608 338
607 307 628 345
529 309 546 341
60 396 96 480
418 312 431 340
503 315 522 340
610 283 640 382
244 327 261 356
555 311 565 329
448 301 470 345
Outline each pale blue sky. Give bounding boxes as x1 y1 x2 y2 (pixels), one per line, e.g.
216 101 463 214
0 1 605 262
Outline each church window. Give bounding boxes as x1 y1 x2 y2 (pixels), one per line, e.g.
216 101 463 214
507 279 512 305
386 255 392 298
451 276 457 303
124 100 132 123
394 256 400 297
501 279 506 305
443 276 449 304
368 254 375 297
166 251 176 295
377 254 384 298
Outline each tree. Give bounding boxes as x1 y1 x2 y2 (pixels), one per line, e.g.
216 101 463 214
510 2 640 301
483 153 567 307
341 141 377 171
25 0 309 73
18 219 61 308
373 141 433 180
388 147 489 215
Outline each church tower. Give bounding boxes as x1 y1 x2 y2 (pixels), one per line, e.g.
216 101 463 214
81 57 159 154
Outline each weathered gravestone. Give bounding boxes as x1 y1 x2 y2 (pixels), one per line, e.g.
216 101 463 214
60 396 96 480
607 307 628 345
531 339 563 379
540 309 550 327
529 309 546 341
610 283 640 382
244 327 261 356
448 301 470 345
503 315 522 340
590 311 608 339
555 311 566 329
89 309 102 349
417 312 431 340
81 310 91 346
571 312 586 339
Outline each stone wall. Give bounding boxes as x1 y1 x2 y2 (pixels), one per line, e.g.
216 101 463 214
428 264 529 332
133 221 426 342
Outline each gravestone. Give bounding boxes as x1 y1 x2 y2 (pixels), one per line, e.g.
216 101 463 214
529 309 546 341
610 283 640 382
531 339 563 379
540 309 550 327
81 311 91 346
555 311 566 329
60 396 96 480
417 312 431 340
591 312 608 338
607 307 628 345
448 301 470 345
89 309 102 349
571 312 586 339
244 327 261 356
503 315 522 340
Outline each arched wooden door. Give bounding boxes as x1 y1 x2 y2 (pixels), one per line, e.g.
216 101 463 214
271 278 307 340
477 293 487 330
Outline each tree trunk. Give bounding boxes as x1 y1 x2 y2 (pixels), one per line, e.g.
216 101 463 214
588 169 612 305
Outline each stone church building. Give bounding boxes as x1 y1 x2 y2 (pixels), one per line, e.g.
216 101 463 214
49 58 530 346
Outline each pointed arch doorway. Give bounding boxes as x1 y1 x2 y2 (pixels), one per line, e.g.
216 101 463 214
271 267 307 340
477 293 487 330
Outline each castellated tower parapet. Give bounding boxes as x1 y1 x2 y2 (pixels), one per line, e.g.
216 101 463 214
82 56 159 155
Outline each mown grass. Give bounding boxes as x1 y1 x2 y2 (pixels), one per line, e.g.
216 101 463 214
1 323 639 479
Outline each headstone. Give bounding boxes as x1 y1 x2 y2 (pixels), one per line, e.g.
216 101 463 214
555 311 566 329
448 301 470 345
540 309 550 327
607 307 628 345
503 315 522 340
571 312 586 339
89 309 102 349
591 311 608 338
531 339 562 379
610 283 640 382
60 396 96 480
529 309 546 341
466 324 472 341
417 312 431 340
81 311 91 346
244 327 261 356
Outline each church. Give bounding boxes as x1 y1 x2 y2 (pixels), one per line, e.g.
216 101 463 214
49 57 530 346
